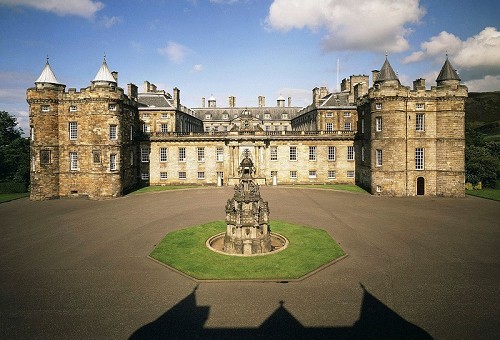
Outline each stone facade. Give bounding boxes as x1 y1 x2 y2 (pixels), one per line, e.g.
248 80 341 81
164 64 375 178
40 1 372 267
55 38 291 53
355 57 467 197
28 56 467 199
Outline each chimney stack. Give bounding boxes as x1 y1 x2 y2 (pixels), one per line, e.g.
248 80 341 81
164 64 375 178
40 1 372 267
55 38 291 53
111 71 118 83
229 96 236 108
173 87 180 108
288 97 292 107
127 83 138 100
372 70 380 87
413 78 426 90
202 97 206 108
258 95 265 107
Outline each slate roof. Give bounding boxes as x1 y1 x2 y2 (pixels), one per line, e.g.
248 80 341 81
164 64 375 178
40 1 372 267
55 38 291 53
375 57 399 83
320 92 351 107
436 57 461 82
92 58 116 83
35 60 63 85
191 106 301 121
138 93 174 108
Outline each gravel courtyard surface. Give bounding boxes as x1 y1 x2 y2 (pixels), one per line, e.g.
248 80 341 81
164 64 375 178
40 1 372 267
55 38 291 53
1 187 498 339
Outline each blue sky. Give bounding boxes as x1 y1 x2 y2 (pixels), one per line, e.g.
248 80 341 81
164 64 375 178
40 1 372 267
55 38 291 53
0 0 499 134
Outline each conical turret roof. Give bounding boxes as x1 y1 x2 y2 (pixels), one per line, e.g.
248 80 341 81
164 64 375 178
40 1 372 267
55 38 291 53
92 56 116 84
375 57 400 84
35 58 63 85
436 57 460 82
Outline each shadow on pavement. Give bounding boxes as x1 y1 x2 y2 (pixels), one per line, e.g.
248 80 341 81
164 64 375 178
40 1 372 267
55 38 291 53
130 284 432 339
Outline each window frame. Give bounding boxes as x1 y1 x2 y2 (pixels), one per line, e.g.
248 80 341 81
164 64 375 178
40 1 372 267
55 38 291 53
69 122 78 140
109 124 117 140
178 147 186 162
375 116 382 132
309 146 316 161
376 149 383 167
416 114 425 132
197 147 205 162
328 170 336 179
289 146 297 161
415 148 424 170
141 147 150 163
69 152 78 171
270 146 278 161
347 146 355 161
160 147 168 162
216 147 224 162
110 153 117 171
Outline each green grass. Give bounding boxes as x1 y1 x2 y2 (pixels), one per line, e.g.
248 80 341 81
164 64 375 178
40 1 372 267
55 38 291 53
284 184 368 193
128 185 200 195
0 192 29 203
466 188 500 201
150 220 345 280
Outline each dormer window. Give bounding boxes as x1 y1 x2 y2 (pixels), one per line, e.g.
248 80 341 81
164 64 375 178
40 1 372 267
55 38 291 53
222 114 228 119
108 104 117 111
205 114 211 120
69 106 77 112
281 113 288 119
41 105 50 112
264 113 271 119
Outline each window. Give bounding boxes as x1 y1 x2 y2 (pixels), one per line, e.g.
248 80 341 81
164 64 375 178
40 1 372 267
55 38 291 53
289 146 297 161
130 151 134 165
179 147 186 162
290 170 297 179
141 147 150 162
108 104 117 111
69 122 77 140
415 148 424 170
197 147 205 162
264 113 271 119
416 103 425 110
347 146 354 161
375 117 382 132
328 146 336 161
110 154 117 171
376 149 383 166
130 126 133 141
347 170 355 178
109 124 117 140
205 126 210 132
375 103 382 110
309 146 316 161
142 124 150 133
69 105 77 112
143 113 150 119
361 146 365 162
161 124 168 133
93 151 101 163
30 127 34 141
179 171 186 179
271 171 278 178
197 171 205 179
205 114 211 120
222 114 228 119
161 113 168 119
216 147 224 162
70 152 78 170
308 170 317 179
141 172 149 180
416 114 425 131
376 185 382 193
160 172 168 180
326 122 333 132
361 119 365 133
270 146 278 161
343 122 352 131
281 113 288 119
40 150 51 164
326 112 333 118
41 105 50 112
344 112 351 117
328 170 336 179
160 147 168 162
265 125 270 131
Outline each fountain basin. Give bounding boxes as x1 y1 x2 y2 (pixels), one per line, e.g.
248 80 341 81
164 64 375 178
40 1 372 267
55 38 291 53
206 232 289 256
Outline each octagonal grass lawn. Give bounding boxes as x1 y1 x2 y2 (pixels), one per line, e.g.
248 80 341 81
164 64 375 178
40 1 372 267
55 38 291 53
150 221 345 280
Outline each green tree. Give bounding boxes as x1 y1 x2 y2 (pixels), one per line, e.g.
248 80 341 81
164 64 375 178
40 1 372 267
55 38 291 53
0 111 30 190
465 124 500 188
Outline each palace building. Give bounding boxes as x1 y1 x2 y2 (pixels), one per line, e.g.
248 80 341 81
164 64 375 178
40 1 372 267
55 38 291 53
27 56 467 199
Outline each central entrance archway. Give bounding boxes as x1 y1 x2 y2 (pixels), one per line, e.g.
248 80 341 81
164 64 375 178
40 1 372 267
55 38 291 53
416 177 425 196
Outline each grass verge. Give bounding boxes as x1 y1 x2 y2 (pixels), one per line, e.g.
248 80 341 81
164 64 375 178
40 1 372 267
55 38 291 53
284 184 368 193
150 220 345 280
466 188 500 202
129 185 200 195
0 193 29 203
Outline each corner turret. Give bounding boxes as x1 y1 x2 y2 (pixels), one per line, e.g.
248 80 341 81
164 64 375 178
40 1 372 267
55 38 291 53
35 57 65 90
374 56 400 88
436 56 461 87
91 55 117 87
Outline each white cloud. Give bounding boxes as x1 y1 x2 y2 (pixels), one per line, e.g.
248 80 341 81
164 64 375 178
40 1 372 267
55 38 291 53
464 75 500 92
158 41 191 63
0 0 104 19
403 27 500 87
266 0 425 53
191 64 203 73
99 15 122 28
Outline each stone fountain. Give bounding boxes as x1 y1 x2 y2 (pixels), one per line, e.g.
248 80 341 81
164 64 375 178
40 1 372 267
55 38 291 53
224 149 272 254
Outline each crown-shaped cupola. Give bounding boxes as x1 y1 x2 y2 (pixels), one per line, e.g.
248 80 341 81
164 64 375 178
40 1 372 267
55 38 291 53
436 56 461 86
35 57 65 89
92 55 117 87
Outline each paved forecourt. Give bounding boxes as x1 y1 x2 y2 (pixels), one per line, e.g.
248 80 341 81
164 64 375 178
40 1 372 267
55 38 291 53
0 187 498 338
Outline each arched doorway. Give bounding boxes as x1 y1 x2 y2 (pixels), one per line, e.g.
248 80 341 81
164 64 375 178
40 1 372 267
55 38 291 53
416 177 425 196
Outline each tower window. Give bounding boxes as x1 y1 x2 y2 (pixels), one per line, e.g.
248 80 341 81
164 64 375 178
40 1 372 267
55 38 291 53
347 146 354 161
69 122 78 140
416 114 425 131
375 117 382 132
376 149 383 166
109 124 117 140
415 148 424 170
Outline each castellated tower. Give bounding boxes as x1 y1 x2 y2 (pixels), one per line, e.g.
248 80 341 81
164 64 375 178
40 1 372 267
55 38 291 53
355 56 467 197
27 57 140 200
